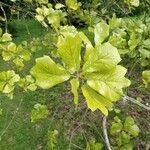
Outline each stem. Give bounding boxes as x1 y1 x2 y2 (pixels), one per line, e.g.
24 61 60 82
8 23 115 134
0 2 8 33
102 116 112 150
123 96 150 111
0 1 35 18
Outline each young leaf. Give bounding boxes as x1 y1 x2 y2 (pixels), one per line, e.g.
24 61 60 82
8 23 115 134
94 21 109 45
31 103 48 122
47 130 58 149
82 84 113 116
86 66 130 102
83 43 121 73
1 33 12 42
110 116 123 135
124 116 140 137
70 78 79 106
109 14 122 29
86 139 103 150
2 42 31 69
129 0 139 7
30 56 70 89
120 131 131 145
18 75 37 91
142 70 150 88
0 70 20 99
65 0 80 10
57 34 82 73
55 3 65 9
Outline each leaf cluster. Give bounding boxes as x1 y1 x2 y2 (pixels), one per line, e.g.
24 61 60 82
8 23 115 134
31 24 130 116
110 115 140 150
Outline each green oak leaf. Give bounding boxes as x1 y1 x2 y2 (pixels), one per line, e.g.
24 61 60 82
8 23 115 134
18 75 37 91
109 14 122 29
65 0 80 10
86 139 103 150
35 5 66 30
55 3 65 9
142 70 150 88
128 32 139 51
47 13 61 29
94 21 109 45
0 70 20 99
124 116 140 137
110 116 123 135
31 103 48 122
143 39 150 49
2 42 16 61
57 26 78 48
0 33 12 42
2 42 31 69
83 42 121 73
70 78 79 106
35 0 48 4
86 66 130 102
121 131 131 145
82 84 113 115
140 48 150 67
57 34 82 73
130 0 139 7
30 56 70 89
47 130 58 149
35 15 44 22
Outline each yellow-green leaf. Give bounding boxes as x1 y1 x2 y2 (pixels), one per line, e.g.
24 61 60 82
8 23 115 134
94 21 109 45
142 70 150 88
30 56 70 89
87 66 131 102
58 34 82 73
82 84 113 115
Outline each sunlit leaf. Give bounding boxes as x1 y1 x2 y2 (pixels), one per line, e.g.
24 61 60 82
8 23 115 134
86 66 130 102
82 84 113 115
57 33 82 73
94 21 109 45
30 56 70 89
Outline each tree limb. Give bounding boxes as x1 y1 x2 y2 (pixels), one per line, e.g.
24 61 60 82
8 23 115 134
103 116 112 150
0 2 8 33
123 96 150 111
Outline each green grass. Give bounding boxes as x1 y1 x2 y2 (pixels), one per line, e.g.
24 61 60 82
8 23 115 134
8 19 46 43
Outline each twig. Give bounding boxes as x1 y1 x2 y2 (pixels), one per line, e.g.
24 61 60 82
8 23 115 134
123 96 150 111
71 143 84 150
0 98 23 140
102 116 112 150
0 1 35 18
0 2 8 33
